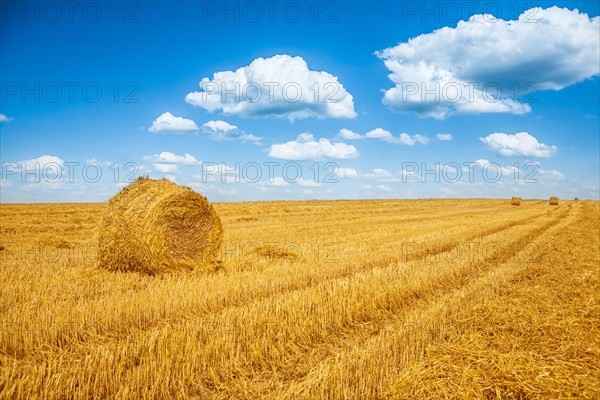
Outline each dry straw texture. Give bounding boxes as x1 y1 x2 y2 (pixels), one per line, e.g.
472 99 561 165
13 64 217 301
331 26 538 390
1 200 599 399
549 196 559 205
511 196 522 206
97 177 222 274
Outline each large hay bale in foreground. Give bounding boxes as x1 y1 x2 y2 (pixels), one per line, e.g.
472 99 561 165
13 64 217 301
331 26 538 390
97 177 222 274
511 197 522 206
549 196 559 205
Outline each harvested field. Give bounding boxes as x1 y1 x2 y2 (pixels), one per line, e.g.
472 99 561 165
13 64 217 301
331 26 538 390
1 199 598 399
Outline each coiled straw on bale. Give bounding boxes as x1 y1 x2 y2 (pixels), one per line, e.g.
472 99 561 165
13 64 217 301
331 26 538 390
549 196 559 205
97 177 222 274
511 197 522 206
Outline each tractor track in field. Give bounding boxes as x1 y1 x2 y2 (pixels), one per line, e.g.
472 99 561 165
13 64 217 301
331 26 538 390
201 205 574 398
272 202 583 400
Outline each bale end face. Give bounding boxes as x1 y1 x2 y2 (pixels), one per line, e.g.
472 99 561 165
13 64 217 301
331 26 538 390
97 177 223 274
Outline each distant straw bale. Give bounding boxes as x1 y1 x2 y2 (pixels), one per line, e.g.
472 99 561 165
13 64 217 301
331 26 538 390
549 196 559 206
97 177 222 274
511 197 522 206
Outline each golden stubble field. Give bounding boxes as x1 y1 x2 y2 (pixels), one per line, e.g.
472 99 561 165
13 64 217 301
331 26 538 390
1 199 599 399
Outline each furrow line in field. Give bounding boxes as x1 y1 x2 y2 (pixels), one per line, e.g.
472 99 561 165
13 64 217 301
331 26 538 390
273 203 583 399
207 206 573 398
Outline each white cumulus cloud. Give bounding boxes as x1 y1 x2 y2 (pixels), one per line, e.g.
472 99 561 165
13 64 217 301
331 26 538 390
268 133 359 160
143 152 200 165
335 167 359 178
20 155 65 170
436 133 453 141
338 128 429 145
153 163 180 173
203 120 237 132
338 128 363 140
364 168 393 178
186 54 356 120
539 168 565 180
0 113 13 123
376 7 600 119
297 178 320 187
480 132 557 157
149 112 199 133
375 184 392 192
202 120 262 142
266 177 290 186
1 155 64 178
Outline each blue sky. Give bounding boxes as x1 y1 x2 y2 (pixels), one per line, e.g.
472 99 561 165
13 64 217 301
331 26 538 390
1 0 599 202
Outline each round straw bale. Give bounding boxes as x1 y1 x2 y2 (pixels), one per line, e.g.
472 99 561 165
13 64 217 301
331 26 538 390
549 196 559 205
97 177 222 274
511 196 522 206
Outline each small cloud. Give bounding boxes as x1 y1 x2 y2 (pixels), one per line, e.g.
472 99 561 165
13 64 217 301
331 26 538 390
397 133 429 145
375 184 392 192
149 112 199 133
364 168 393 178
2 155 64 178
363 168 403 182
143 152 200 165
538 168 565 179
297 178 320 187
335 167 359 178
338 128 429 145
266 177 290 186
338 128 363 140
202 120 262 142
153 163 180 173
480 132 557 157
268 132 359 160
436 133 453 141
203 120 237 132
0 113 13 123
85 159 113 167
